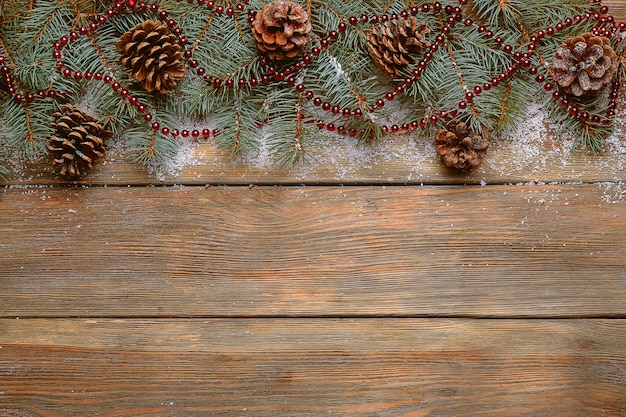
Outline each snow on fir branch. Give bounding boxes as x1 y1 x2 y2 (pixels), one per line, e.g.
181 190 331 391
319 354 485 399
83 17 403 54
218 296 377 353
0 0 624 178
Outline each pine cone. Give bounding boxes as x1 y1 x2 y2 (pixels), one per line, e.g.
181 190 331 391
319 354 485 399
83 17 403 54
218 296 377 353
47 104 112 177
367 17 431 78
251 0 312 61
552 32 618 97
116 20 185 94
434 122 489 170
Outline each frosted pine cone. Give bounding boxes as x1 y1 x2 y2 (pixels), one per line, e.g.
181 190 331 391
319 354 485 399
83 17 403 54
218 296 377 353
47 105 112 177
251 0 312 61
434 122 489 170
116 20 186 94
552 33 618 97
367 17 431 78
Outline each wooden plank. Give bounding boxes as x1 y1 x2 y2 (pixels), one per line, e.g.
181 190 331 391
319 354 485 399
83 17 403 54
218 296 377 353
6 136 626 187
2 184 625 318
1 318 624 416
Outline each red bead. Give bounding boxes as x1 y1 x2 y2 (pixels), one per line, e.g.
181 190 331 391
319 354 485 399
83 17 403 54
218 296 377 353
202 129 210 137
473 86 482 95
145 114 152 122
376 99 384 108
544 82 553 91
465 92 474 102
385 92 394 101
151 122 160 130
161 127 171 136
322 102 331 111
459 101 467 109
181 130 190 138
192 130 200 138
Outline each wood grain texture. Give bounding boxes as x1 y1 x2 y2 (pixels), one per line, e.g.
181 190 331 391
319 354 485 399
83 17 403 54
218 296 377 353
2 184 625 318
5 137 626 186
1 318 624 417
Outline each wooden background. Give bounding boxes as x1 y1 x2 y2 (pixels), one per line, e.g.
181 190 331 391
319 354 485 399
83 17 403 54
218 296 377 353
1 2 626 415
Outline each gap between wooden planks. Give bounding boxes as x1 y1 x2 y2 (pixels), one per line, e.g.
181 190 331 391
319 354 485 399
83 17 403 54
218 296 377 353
2 184 625 318
0 318 624 416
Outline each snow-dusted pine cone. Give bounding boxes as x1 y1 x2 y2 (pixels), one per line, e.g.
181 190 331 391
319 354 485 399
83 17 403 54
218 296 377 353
434 122 489 170
47 105 112 177
251 0 312 61
116 20 186 94
367 17 431 78
552 32 618 97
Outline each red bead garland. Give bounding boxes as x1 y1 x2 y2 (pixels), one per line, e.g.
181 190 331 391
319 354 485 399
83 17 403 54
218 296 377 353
0 0 621 142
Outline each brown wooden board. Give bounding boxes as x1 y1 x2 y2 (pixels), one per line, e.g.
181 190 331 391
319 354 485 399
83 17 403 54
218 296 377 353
1 318 624 417
2 184 625 318
5 137 626 187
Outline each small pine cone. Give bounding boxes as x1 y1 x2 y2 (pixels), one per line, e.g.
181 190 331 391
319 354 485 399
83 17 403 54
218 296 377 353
552 32 618 97
116 20 185 94
251 0 312 61
47 104 112 177
434 122 489 170
367 17 431 78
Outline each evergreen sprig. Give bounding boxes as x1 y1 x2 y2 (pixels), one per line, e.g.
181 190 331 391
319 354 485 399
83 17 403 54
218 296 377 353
0 0 623 178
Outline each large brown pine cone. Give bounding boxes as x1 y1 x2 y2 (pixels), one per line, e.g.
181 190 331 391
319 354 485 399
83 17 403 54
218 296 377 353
367 17 431 78
552 32 618 97
434 122 489 170
47 104 112 177
116 20 186 94
251 0 312 61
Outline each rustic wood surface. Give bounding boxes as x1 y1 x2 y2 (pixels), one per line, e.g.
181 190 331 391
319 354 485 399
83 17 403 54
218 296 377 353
1 319 625 416
2 2 626 416
2 184 626 318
